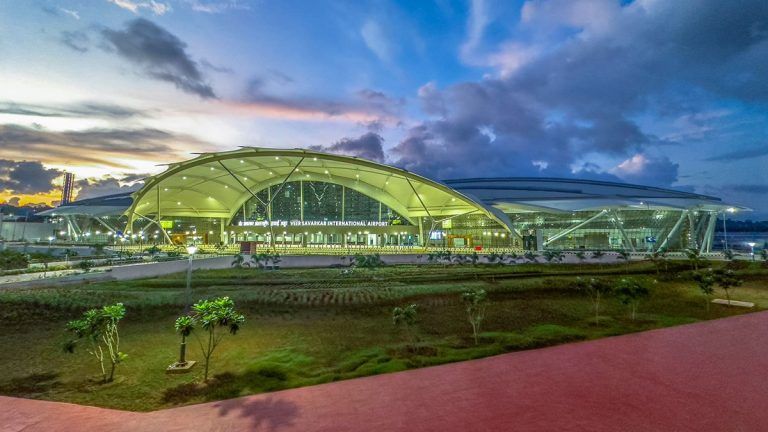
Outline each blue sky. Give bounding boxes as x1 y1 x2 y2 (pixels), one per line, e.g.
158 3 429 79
0 0 766 218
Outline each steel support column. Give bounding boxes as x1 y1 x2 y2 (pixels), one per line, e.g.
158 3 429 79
700 212 717 253
129 210 173 244
658 210 688 252
611 210 636 252
543 210 608 247
405 177 435 248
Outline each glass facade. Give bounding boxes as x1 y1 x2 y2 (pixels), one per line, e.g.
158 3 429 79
231 180 409 226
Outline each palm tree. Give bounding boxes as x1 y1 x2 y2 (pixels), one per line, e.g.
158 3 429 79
231 253 250 268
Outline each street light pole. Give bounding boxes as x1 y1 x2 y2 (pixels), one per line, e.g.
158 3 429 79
748 242 756 261
167 244 199 373
185 245 197 313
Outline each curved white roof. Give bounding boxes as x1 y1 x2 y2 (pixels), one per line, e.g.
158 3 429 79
444 177 744 213
42 153 744 222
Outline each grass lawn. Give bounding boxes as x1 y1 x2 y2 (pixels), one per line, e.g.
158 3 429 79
1 260 767 411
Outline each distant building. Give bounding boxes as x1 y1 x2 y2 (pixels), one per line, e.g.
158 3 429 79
38 148 746 252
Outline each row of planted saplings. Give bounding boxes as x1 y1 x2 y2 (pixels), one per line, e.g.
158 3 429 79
576 268 744 325
391 269 746 349
64 296 244 384
63 269 743 385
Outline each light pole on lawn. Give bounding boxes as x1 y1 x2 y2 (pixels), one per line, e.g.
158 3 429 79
168 244 198 373
748 242 756 261
185 244 197 313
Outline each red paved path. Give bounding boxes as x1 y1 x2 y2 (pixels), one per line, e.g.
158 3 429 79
4 312 768 432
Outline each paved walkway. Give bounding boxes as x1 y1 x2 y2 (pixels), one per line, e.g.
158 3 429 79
4 312 768 432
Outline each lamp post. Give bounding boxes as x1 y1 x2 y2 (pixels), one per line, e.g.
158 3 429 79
167 245 198 374
167 244 199 373
748 242 756 261
185 245 197 312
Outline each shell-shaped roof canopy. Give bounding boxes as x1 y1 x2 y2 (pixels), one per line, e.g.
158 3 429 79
126 147 510 228
445 177 746 213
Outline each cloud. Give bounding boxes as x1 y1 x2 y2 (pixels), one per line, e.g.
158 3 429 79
389 0 768 187
200 59 233 74
0 160 64 194
222 82 401 123
0 101 147 120
361 20 394 63
610 154 679 187
60 30 90 53
0 124 205 169
75 175 145 200
728 184 768 194
107 0 170 15
181 0 252 13
310 132 386 162
42 6 81 20
704 145 768 162
101 18 215 98
459 0 490 63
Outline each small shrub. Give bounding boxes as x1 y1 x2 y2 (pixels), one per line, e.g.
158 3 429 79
0 249 29 270
462 289 488 345
64 303 127 383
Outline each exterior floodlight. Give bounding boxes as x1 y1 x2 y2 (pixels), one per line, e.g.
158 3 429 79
727 207 736 213
186 245 198 255
748 242 756 260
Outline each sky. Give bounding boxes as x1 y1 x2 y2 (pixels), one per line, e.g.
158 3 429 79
0 0 767 217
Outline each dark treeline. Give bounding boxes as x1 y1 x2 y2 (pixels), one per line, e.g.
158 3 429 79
718 219 768 232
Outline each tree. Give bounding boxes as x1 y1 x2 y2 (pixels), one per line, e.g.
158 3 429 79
93 243 107 256
543 250 564 264
575 251 589 270
392 304 418 345
253 251 281 270
616 250 631 273
723 249 736 261
760 249 767 263
62 248 78 263
486 252 505 266
645 251 667 275
231 253 250 268
354 253 385 270
614 278 650 320
591 250 605 269
685 248 703 270
176 296 245 381
692 271 715 312
0 249 29 270
576 277 613 325
64 303 127 383
78 259 95 273
462 289 488 345
523 251 538 263
713 269 742 306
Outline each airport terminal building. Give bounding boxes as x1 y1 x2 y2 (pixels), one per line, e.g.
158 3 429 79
41 148 742 253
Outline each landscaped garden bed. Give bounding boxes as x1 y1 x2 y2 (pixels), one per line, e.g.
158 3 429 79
1 259 766 411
